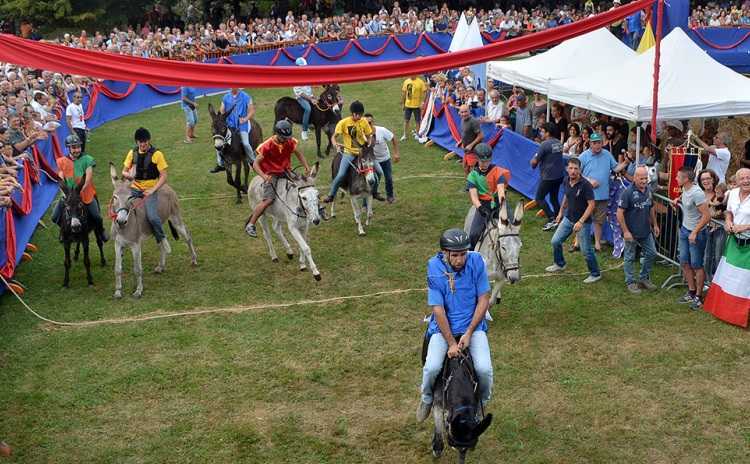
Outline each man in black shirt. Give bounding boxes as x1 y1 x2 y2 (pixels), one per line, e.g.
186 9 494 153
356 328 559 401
531 122 565 231
551 103 568 143
604 122 627 162
546 157 601 283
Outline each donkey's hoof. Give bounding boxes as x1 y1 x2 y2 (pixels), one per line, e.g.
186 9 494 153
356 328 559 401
432 448 443 458
100 259 107 267
114 290 122 299
191 260 198 267
88 282 94 288
132 290 142 299
299 266 307 272
272 257 279 263
358 231 366 237
314 273 322 281
286 253 294 260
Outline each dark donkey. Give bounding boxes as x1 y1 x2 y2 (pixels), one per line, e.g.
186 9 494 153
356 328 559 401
329 144 378 236
208 103 263 203
55 182 106 287
430 350 493 463
274 84 342 158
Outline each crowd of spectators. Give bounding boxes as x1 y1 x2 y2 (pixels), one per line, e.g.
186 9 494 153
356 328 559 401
689 2 750 27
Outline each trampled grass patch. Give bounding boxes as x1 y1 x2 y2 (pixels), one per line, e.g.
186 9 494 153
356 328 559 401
1 79 748 463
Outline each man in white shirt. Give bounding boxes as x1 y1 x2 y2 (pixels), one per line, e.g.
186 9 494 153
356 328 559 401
366 113 400 204
694 131 731 184
482 90 504 124
292 57 314 141
65 92 88 153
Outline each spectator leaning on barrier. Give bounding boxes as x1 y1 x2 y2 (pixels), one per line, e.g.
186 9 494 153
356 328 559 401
531 122 565 232
674 166 711 310
546 157 601 283
482 89 504 125
365 113 400 204
65 92 88 153
578 132 627 251
458 104 484 175
513 93 532 139
180 86 198 144
617 165 659 294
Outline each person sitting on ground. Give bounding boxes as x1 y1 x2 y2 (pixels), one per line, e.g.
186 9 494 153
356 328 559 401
417 228 493 422
673 166 711 310
293 57 315 141
466 143 510 250
531 122 565 232
324 100 380 203
52 134 108 243
617 166 659 294
245 120 311 238
121 127 169 248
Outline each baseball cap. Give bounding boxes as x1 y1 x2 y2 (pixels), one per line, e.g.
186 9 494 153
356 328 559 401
590 132 603 142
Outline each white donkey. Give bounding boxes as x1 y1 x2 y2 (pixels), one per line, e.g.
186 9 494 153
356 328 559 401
109 164 197 298
245 163 323 281
464 198 524 306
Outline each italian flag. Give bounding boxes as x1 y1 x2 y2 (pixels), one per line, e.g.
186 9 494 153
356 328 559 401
704 236 750 328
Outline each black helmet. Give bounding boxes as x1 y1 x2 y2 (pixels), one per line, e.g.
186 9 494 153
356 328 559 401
440 228 470 251
475 142 492 161
134 127 151 142
349 100 365 114
274 119 293 139
64 134 82 148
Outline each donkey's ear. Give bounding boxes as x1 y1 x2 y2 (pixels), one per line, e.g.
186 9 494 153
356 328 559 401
472 414 493 440
208 103 215 116
499 198 508 223
109 162 119 185
513 201 524 225
309 161 319 179
58 179 69 197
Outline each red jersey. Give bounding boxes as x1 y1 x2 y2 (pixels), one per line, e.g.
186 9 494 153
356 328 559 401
255 137 298 175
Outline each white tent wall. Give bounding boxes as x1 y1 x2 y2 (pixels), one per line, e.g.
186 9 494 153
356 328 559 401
449 13 486 88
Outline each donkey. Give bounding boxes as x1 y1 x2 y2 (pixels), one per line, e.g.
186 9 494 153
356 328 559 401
329 145 378 236
274 84 342 158
54 182 105 288
109 163 197 298
208 103 264 203
464 198 524 306
245 163 323 281
431 352 493 463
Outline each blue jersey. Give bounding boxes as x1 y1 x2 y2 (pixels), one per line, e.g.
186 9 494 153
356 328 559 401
426 251 490 337
181 87 196 110
221 90 253 131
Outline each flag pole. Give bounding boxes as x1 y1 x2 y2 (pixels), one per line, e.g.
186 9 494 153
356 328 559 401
650 0 665 143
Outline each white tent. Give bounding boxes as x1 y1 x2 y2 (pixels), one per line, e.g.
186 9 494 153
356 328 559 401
449 13 486 88
486 28 636 94
548 27 750 121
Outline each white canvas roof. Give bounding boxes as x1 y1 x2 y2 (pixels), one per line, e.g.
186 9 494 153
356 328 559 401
486 28 636 94
548 27 750 121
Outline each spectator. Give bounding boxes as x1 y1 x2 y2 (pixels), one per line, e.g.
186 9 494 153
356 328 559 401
180 86 198 144
482 89 504 125
604 121 627 162
617 165 659 294
693 131 732 184
530 92 547 133
457 104 484 175
550 103 568 143
698 168 727 282
64 92 88 152
546 157 601 283
674 166 711 310
401 75 427 142
578 132 626 251
365 113 400 204
563 123 583 157
531 122 565 232
513 93 532 138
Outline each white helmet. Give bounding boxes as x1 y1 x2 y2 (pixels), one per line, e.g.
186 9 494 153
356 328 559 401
295 57 308 66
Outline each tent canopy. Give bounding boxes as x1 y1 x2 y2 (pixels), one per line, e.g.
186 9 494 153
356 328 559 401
548 27 750 121
486 28 635 94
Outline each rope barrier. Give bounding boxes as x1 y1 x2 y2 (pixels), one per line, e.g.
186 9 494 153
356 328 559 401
1 263 624 329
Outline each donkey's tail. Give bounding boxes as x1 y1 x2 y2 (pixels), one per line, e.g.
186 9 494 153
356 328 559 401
167 220 179 241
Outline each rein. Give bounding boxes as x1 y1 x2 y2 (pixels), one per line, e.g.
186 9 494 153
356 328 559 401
269 176 315 220
476 211 521 278
108 196 145 222
442 352 485 445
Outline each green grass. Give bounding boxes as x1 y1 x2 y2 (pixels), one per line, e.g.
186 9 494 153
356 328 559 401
1 79 749 463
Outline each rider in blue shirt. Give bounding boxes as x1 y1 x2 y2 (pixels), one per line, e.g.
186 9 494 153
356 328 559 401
210 88 255 173
417 229 494 422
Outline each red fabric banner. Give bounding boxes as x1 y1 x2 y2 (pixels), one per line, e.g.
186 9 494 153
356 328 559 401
0 0 652 88
0 208 16 279
668 146 686 200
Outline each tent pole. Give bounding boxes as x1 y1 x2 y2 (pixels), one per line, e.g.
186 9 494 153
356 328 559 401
635 123 641 165
546 98 551 122
650 0 665 143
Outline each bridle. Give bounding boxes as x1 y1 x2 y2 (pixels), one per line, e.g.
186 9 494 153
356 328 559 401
265 176 319 221
108 194 145 225
313 87 340 112
212 126 232 150
441 352 485 448
478 215 521 278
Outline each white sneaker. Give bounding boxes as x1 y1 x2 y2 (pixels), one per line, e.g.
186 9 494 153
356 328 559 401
583 274 602 284
545 264 566 273
301 130 309 141
400 135 407 142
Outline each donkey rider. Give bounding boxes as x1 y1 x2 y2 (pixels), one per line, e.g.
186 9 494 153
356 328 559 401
51 133 108 243
293 57 315 142
417 228 494 422
245 120 312 238
210 87 256 173
323 100 385 203
467 142 511 250
121 127 169 247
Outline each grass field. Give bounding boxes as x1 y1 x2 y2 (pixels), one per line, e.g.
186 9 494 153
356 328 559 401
1 78 748 463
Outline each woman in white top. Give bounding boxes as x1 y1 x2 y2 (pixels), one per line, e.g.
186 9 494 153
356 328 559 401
563 123 583 157
725 168 750 236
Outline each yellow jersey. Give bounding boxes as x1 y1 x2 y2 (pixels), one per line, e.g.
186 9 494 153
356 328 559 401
334 116 373 156
123 147 168 191
402 78 427 109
